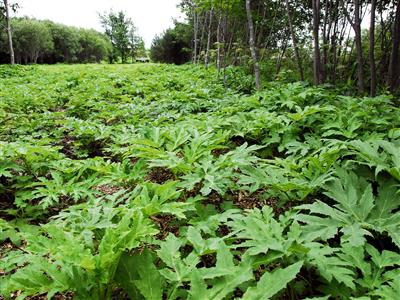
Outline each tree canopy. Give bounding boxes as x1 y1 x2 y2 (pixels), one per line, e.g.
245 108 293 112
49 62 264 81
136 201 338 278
178 0 400 94
0 17 112 64
99 10 144 63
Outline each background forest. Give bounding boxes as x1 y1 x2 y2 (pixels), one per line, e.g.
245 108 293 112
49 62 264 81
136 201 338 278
1 0 400 95
174 0 400 96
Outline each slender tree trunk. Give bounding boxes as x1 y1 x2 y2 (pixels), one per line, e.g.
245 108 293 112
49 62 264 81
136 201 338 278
330 0 340 84
256 4 267 47
354 0 364 93
276 38 288 76
4 0 15 65
312 0 322 84
322 0 329 82
216 12 222 71
198 12 207 64
369 0 377 96
285 0 304 81
222 13 228 88
379 13 389 80
245 0 261 90
259 7 278 62
225 17 235 66
337 17 350 59
193 9 198 64
388 0 400 91
340 22 353 77
344 0 364 93
205 8 213 68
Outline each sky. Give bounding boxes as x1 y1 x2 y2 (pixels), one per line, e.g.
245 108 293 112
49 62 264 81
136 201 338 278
14 0 185 48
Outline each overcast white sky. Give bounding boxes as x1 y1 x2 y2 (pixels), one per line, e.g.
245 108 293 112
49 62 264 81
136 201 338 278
14 0 184 48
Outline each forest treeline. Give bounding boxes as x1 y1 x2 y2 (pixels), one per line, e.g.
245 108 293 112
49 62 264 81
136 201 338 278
1 0 400 95
0 18 111 64
0 3 145 64
155 0 399 95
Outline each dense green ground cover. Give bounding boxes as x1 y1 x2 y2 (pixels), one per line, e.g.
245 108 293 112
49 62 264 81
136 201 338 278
0 64 399 299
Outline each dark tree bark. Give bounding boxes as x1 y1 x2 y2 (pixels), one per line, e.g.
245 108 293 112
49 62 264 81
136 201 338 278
245 0 261 90
354 0 364 93
330 0 340 84
388 0 400 91
3 0 15 65
285 0 304 81
377 9 394 82
370 0 377 96
322 0 329 82
336 16 350 80
344 0 364 93
276 37 288 76
312 0 322 84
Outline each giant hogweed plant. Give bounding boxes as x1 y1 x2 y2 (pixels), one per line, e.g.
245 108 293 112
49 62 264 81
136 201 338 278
0 183 197 299
1 64 400 299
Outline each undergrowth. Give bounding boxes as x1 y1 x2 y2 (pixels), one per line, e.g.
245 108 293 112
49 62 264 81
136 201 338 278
0 64 399 299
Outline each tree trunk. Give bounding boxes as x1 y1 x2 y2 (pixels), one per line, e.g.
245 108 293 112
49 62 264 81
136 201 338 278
388 0 400 91
216 12 222 71
4 0 15 65
276 38 288 76
369 0 377 96
285 0 304 81
245 0 261 90
312 0 322 84
193 9 198 64
340 22 353 78
259 7 279 62
198 12 207 64
353 0 364 93
330 0 340 84
222 13 228 88
379 12 390 81
225 16 235 66
321 0 329 82
343 0 364 93
205 8 213 68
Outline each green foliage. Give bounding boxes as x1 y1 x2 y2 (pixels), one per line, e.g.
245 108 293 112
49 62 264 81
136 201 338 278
3 18 111 64
296 168 400 247
0 64 399 299
11 18 53 63
115 250 164 300
150 22 192 64
241 261 303 300
99 10 142 63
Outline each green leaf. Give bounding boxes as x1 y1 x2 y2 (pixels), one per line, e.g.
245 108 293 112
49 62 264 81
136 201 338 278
366 244 400 269
116 250 163 300
157 234 200 283
242 261 303 300
340 223 371 247
227 207 290 256
188 269 208 300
